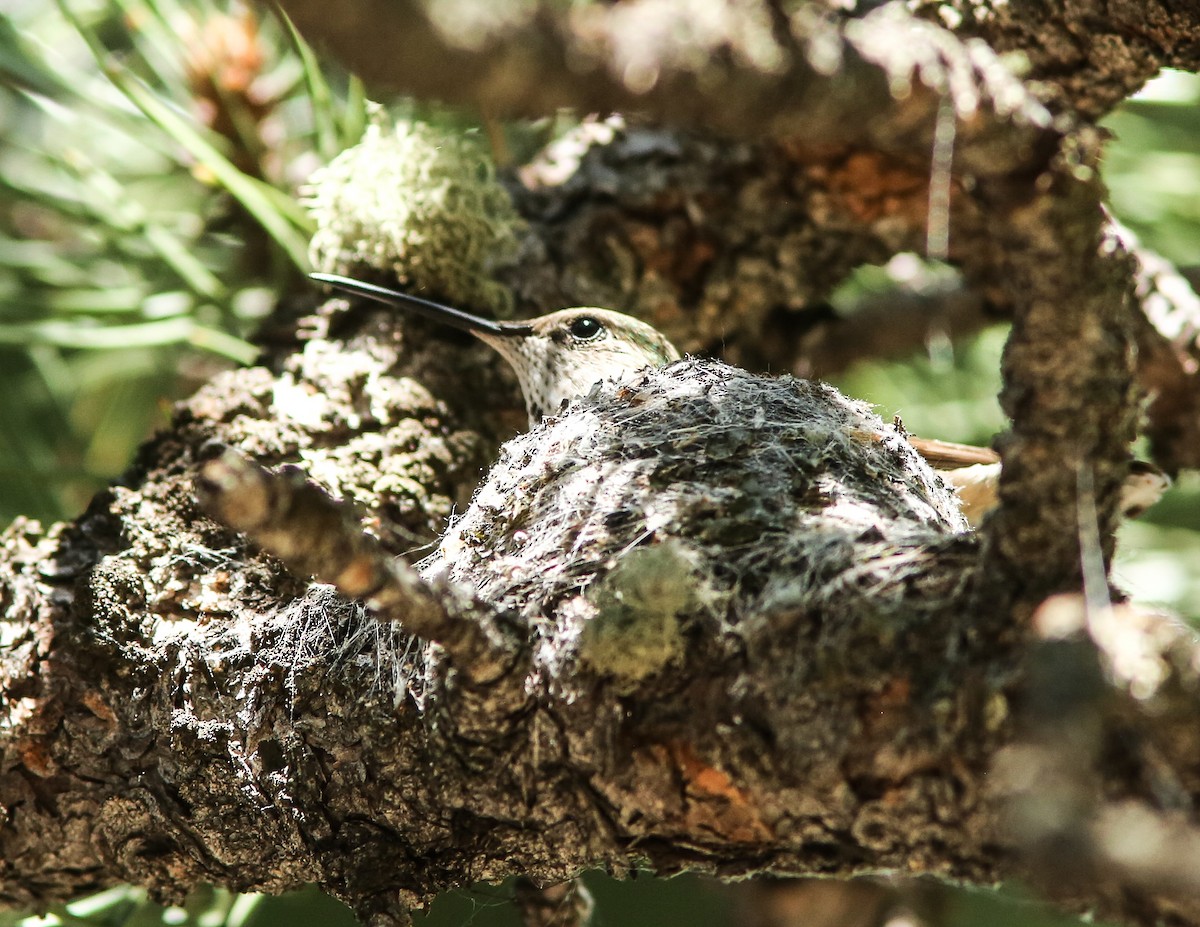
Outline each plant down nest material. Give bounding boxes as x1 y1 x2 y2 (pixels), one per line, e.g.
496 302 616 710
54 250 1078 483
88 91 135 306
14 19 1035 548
420 357 974 689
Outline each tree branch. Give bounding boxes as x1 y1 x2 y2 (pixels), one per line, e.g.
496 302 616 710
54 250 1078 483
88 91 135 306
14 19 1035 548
979 162 1138 597
278 1 1054 171
194 449 526 687
792 281 994 380
513 877 594 927
4 3 1198 926
910 0 1200 118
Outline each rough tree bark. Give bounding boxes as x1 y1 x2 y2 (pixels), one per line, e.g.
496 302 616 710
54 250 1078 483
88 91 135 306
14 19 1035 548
2 3 1200 927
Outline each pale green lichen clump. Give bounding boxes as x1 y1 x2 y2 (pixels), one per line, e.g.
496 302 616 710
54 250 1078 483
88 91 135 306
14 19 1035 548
305 106 522 316
580 540 699 687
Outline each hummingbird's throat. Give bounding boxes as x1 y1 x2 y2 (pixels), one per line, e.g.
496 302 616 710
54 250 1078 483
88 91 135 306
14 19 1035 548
475 334 556 423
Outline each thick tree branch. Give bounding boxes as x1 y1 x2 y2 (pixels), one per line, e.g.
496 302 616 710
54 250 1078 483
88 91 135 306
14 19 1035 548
277 1 1055 173
500 115 1016 379
973 159 1138 595
911 0 1200 118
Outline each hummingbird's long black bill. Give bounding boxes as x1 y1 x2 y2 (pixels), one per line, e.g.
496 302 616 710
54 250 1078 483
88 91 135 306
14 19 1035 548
310 272 530 337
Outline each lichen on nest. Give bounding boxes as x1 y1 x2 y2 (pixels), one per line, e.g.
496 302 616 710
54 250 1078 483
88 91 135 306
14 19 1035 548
420 358 974 685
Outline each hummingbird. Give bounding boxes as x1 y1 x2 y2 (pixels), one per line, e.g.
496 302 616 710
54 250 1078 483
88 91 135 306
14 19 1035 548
310 273 1168 525
310 273 679 424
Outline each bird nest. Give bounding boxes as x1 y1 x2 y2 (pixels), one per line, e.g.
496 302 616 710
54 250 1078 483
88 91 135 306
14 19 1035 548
420 358 973 688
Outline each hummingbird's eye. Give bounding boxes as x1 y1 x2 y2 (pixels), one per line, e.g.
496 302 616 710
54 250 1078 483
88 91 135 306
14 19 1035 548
568 317 604 341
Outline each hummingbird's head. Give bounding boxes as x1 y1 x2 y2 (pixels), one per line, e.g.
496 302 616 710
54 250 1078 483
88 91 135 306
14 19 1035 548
478 308 680 422
311 274 680 425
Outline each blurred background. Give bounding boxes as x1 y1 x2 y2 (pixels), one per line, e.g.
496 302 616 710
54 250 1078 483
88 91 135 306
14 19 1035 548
1 1 1197 926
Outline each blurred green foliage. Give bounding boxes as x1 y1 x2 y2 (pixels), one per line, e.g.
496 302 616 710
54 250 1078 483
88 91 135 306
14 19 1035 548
1104 70 1200 267
1 2 1199 925
0 873 1096 927
0 0 360 522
